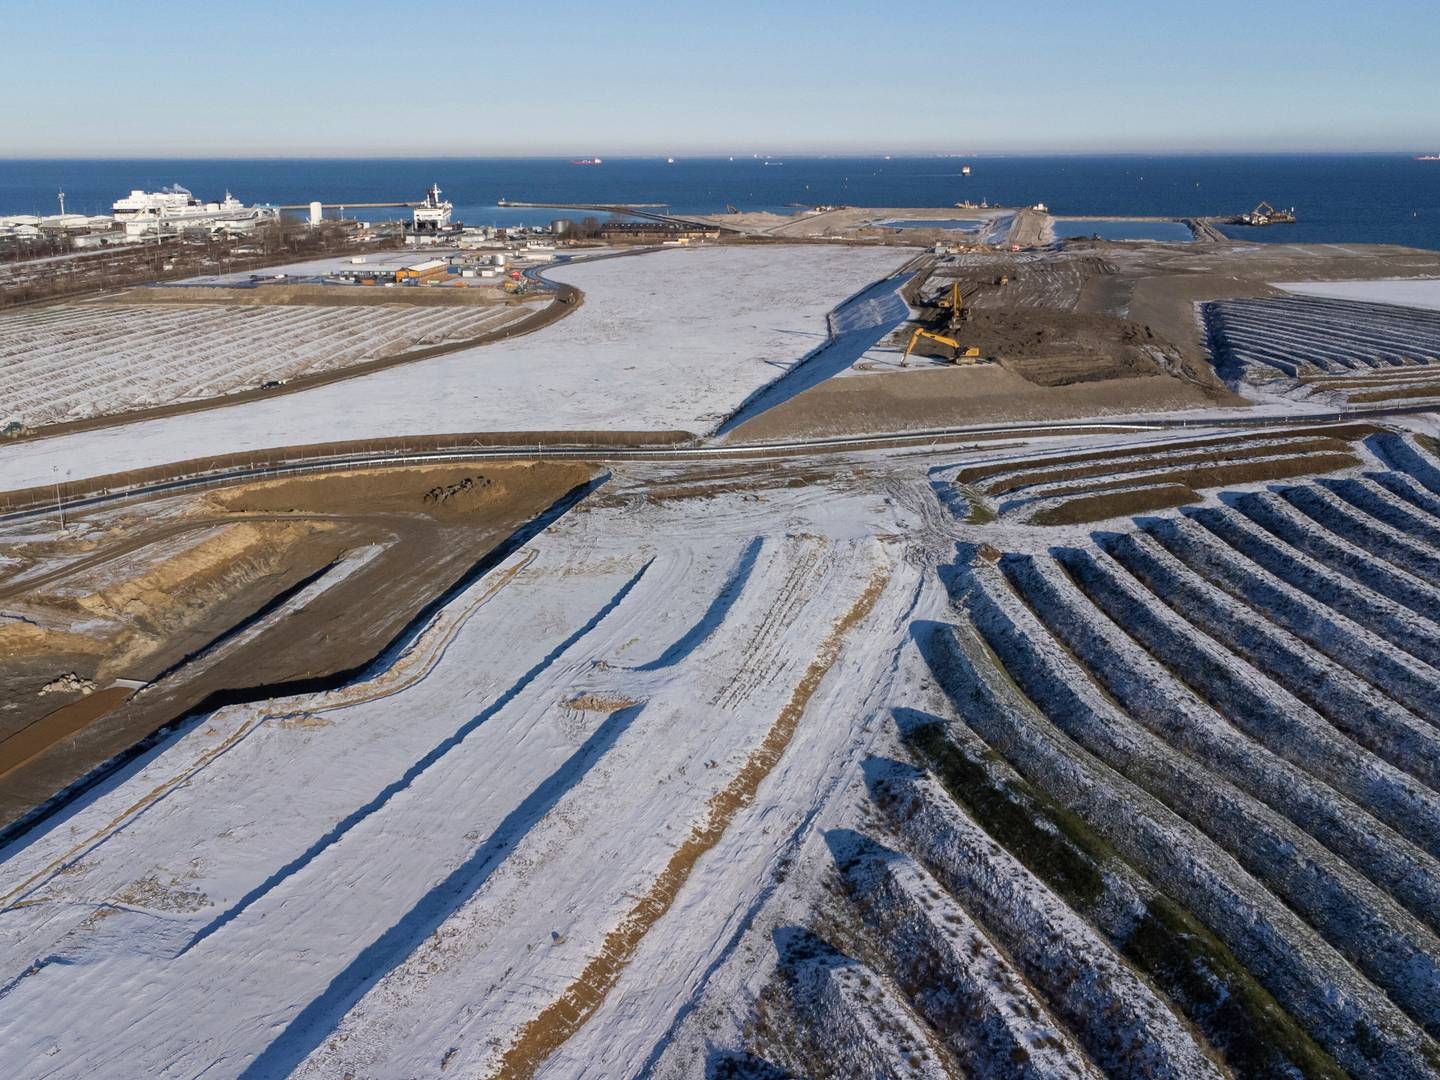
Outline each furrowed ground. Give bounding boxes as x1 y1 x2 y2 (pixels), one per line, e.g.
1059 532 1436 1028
0 298 542 427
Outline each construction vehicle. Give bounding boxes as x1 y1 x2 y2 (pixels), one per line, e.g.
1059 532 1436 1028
901 327 982 367
933 281 970 327
1238 201 1297 226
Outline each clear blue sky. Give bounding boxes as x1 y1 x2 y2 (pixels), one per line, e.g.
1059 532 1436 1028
5 0 1438 156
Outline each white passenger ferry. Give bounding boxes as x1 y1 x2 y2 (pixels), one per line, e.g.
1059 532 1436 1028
111 185 276 236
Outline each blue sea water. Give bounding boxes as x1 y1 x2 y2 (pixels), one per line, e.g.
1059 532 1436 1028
1 155 1437 248
1053 219 1196 242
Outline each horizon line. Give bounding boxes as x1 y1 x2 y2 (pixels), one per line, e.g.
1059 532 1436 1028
2 148 1436 163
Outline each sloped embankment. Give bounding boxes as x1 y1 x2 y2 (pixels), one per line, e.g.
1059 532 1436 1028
775 438 1440 1079
952 425 1373 525
1202 295 1440 402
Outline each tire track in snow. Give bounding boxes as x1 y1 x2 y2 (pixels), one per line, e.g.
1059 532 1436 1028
237 703 649 1080
180 558 652 955
615 567 927 1080
631 537 763 672
491 564 891 1079
0 549 540 916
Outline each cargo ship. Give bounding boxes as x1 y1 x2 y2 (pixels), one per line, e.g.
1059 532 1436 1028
1418 154 1440 161
571 157 603 166
411 183 453 231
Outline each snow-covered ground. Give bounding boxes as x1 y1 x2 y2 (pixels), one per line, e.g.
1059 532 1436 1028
1278 278 1440 312
1201 294 1440 404
0 462 919 1079
0 245 910 491
5 427 1440 1077
0 302 535 427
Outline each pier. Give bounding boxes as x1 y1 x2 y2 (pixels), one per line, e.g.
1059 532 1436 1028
496 200 670 210
275 202 421 211
496 200 743 234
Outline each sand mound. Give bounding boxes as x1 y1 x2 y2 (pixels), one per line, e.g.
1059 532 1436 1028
72 521 330 630
205 462 593 521
3 519 337 684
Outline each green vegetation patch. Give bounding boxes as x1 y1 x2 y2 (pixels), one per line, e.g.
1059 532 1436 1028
905 718 1344 1079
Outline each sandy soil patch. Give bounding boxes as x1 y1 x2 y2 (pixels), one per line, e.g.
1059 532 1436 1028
0 461 597 828
729 364 1224 441
203 461 585 522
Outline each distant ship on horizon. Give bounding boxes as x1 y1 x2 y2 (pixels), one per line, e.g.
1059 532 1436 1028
1417 154 1440 161
571 157 603 166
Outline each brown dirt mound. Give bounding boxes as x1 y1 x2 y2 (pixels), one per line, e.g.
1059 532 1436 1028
1346 382 1440 404
957 311 1182 386
728 366 1233 442
998 351 1163 387
986 437 1353 496
954 424 1377 487
565 694 641 712
206 461 592 521
1033 452 1360 503
1029 484 1203 525
0 433 684 515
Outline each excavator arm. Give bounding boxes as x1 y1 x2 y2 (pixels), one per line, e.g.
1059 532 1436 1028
901 327 982 367
936 282 964 312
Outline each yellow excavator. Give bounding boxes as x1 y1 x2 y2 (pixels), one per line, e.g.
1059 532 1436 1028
934 281 970 327
901 327 982 367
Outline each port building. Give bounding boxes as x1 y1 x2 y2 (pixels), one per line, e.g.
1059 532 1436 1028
394 259 450 284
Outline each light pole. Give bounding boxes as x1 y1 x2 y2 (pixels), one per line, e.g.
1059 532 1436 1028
52 466 66 533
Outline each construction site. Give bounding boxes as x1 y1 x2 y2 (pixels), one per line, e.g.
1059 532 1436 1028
4 188 1440 1080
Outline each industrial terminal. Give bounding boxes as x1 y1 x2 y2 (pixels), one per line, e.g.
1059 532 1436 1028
0 174 755 315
